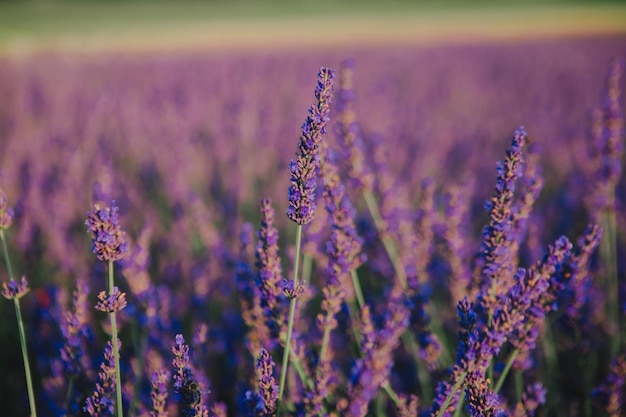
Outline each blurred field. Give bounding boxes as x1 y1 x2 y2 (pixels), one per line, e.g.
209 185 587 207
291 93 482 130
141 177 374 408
1 1 626 56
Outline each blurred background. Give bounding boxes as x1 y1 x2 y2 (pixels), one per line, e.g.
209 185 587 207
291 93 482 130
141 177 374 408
1 0 625 56
0 1 625 416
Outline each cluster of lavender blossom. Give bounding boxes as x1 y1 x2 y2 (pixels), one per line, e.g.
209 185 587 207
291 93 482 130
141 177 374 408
0 37 625 417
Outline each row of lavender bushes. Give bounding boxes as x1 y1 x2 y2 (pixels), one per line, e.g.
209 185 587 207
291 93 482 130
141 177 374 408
0 37 625 416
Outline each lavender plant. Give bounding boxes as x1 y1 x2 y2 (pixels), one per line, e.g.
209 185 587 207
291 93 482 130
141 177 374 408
0 37 624 417
86 201 129 417
0 188 37 417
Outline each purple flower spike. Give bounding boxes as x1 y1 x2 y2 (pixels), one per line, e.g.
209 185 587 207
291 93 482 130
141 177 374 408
85 201 129 263
172 334 209 417
0 187 14 230
256 198 285 340
255 348 278 417
286 67 335 225
476 127 528 318
150 369 170 417
84 340 120 417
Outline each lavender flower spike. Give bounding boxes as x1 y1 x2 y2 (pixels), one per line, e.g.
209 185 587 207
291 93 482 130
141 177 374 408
286 67 335 225
85 340 121 417
255 348 279 417
85 201 129 263
172 334 209 417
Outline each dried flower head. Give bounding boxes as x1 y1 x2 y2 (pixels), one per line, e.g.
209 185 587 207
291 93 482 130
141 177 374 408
85 201 128 263
1 275 30 300
281 279 306 299
95 287 128 313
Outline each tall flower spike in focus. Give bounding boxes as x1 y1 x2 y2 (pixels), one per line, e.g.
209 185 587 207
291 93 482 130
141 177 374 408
286 66 335 225
86 201 129 263
86 200 128 417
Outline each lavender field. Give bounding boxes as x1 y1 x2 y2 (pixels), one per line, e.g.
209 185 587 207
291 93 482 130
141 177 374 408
0 34 625 417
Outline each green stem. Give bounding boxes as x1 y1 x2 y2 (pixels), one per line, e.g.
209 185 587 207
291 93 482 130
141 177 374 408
494 349 518 393
64 377 75 413
452 395 464 417
277 224 303 416
350 269 365 309
435 371 467 417
14 297 38 417
108 260 124 417
362 190 407 290
129 322 146 417
1 230 14 279
514 371 523 404
401 332 433 402
1 230 37 417
602 204 620 357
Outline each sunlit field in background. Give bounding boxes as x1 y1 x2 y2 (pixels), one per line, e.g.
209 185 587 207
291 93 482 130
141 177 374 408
0 1 625 417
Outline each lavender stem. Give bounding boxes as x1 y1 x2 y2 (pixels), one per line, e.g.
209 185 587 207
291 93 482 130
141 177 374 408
362 189 407 290
277 224 303 415
435 371 468 417
108 260 124 417
1 230 37 417
602 201 620 357
493 349 519 393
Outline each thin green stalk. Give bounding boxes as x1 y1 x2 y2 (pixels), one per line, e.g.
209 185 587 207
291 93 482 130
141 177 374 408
64 377 75 414
435 371 468 417
1 230 14 279
350 269 365 309
514 371 523 404
108 260 123 417
452 396 464 417
129 321 146 417
349 268 401 407
494 349 519 393
1 230 37 417
602 202 620 357
302 254 313 288
277 224 303 415
14 297 38 417
542 322 559 416
402 332 433 402
362 190 406 289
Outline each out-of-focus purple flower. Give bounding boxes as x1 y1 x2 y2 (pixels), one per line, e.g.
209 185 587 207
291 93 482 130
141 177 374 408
1 275 29 300
593 354 626 417
255 198 285 342
347 302 409 417
395 394 419 417
95 287 128 313
442 180 475 302
85 201 129 263
0 187 14 230
255 348 278 417
150 369 170 417
510 142 544 264
335 58 374 192
563 224 602 325
60 279 89 377
475 127 528 319
588 58 624 218
84 340 120 417
172 334 209 417
286 67 335 225
512 382 547 417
